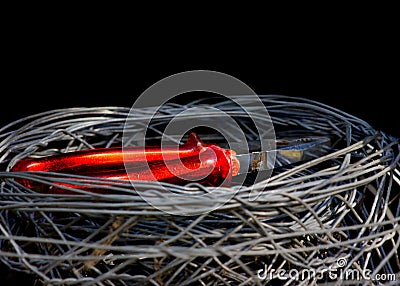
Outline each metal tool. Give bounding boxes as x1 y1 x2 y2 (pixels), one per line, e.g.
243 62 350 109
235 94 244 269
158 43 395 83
10 133 331 192
234 136 331 175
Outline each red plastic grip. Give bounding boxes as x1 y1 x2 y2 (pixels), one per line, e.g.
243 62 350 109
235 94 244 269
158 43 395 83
11 133 240 193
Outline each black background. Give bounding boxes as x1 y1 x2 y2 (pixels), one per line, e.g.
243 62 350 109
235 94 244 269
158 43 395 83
3 44 399 283
2 36 398 138
1 12 399 285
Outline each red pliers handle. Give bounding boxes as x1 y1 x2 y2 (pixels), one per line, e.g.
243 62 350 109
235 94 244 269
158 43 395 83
12 133 240 193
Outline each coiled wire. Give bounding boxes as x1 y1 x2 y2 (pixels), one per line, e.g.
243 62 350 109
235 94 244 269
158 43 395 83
0 95 399 285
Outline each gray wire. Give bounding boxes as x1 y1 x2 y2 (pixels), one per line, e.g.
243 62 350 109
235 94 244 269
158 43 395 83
0 95 399 285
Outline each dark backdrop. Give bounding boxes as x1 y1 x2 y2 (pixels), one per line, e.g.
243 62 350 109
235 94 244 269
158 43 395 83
1 15 399 285
0 35 400 137
3 53 398 138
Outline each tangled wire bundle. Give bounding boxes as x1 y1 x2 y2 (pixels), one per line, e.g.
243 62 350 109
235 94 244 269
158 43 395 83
0 94 399 285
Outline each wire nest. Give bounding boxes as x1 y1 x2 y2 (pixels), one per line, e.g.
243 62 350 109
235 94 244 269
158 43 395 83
0 95 399 285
